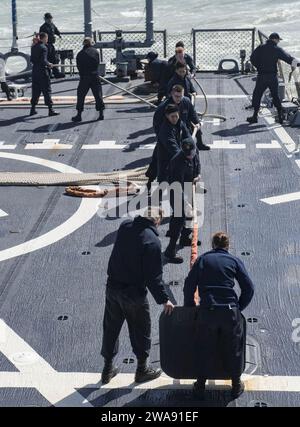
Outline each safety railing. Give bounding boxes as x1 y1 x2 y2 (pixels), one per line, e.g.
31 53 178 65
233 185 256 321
2 26 299 98
96 30 167 69
52 28 256 73
56 31 85 58
193 28 256 71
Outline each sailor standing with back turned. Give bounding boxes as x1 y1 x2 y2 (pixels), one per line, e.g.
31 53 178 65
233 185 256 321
247 32 300 125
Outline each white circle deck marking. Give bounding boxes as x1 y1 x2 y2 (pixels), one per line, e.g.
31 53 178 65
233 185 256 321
0 152 99 263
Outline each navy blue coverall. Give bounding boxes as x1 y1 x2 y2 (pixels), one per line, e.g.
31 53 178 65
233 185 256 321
147 58 169 101
250 39 296 114
167 74 196 100
148 118 191 183
39 21 62 78
166 53 197 81
167 147 200 242
101 216 169 362
184 249 254 378
30 42 53 107
75 46 104 113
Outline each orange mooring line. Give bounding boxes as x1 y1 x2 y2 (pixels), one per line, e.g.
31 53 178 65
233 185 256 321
190 185 200 305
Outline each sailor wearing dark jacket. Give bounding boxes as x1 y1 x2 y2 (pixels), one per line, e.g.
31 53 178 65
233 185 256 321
145 51 168 103
72 38 105 122
149 104 191 183
30 32 59 117
166 41 197 82
153 85 209 151
101 208 174 385
164 137 201 263
167 62 197 100
247 32 300 124
184 232 255 400
39 12 65 79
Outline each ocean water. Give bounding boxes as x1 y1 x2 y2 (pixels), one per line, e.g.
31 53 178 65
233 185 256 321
0 0 300 56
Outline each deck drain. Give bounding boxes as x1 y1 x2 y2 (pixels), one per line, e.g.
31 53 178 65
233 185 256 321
82 251 91 255
123 358 134 364
58 154 64 157
234 168 242 171
238 204 246 208
57 315 69 321
247 317 258 323
241 252 251 256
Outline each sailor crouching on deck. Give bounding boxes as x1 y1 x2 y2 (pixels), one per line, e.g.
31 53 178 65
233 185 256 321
101 208 174 385
184 232 255 400
72 38 105 123
30 32 59 117
247 32 300 125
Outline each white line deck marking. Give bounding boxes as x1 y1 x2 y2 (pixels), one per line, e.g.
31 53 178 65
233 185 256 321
139 143 156 150
209 140 246 149
262 109 296 153
256 140 281 149
0 320 92 407
25 139 72 150
0 153 99 262
0 141 16 150
261 192 300 205
82 140 126 150
203 119 221 126
82 140 155 150
196 95 248 99
1 319 300 407
0 209 8 218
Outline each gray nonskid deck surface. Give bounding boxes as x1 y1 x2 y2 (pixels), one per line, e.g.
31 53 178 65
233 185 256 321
0 74 300 407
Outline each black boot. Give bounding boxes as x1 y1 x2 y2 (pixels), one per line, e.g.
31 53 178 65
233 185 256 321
30 106 37 116
196 132 211 151
135 359 161 383
1 82 12 101
101 359 119 385
277 108 284 125
72 113 82 122
197 142 211 151
97 110 104 121
164 239 184 264
49 108 60 117
246 114 258 124
231 377 245 399
179 235 201 247
193 378 206 400
53 69 65 79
